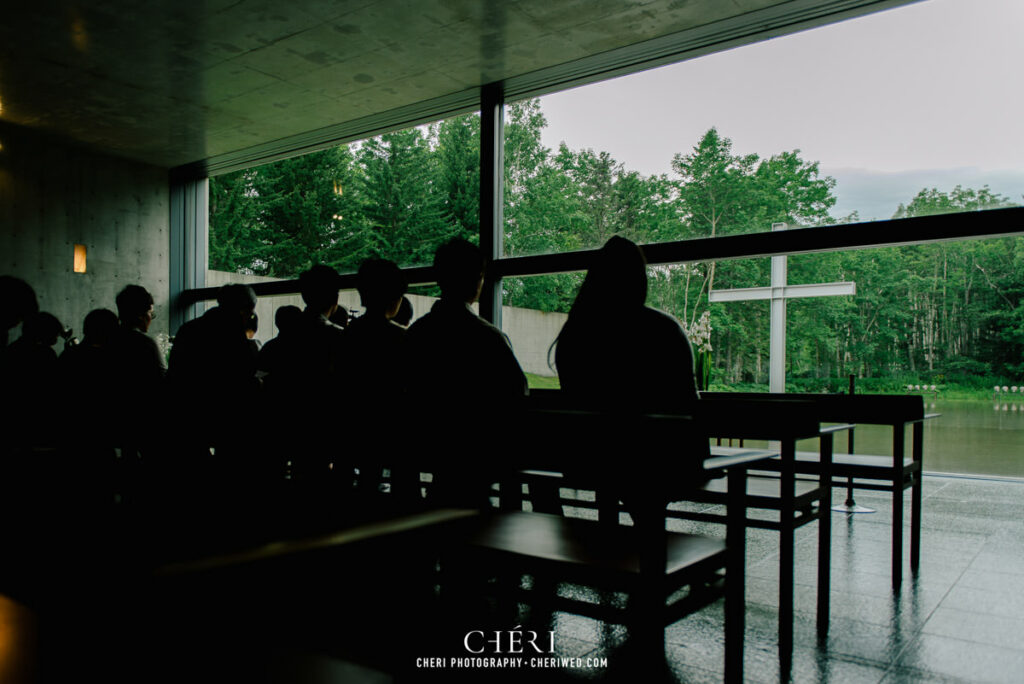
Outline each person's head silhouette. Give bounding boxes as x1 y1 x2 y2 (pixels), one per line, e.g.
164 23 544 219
357 258 406 318
299 265 341 316
572 236 648 316
116 285 155 332
82 308 119 347
217 284 257 329
22 312 63 347
0 276 39 344
274 305 302 335
433 239 484 304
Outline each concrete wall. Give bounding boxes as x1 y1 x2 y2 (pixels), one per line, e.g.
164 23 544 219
207 270 566 376
0 123 170 342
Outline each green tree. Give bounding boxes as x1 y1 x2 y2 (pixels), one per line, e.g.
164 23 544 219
358 128 448 267
209 169 259 273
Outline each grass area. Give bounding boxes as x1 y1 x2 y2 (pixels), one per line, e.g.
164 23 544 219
711 380 1010 401
527 375 1011 400
526 373 561 390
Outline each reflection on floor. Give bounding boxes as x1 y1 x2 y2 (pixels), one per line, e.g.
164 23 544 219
4 474 1024 683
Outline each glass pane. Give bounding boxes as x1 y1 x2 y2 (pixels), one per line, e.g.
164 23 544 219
501 273 585 389
708 238 1024 477
209 111 481 279
502 0 1022 258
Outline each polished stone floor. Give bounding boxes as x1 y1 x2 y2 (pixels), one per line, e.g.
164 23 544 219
5 474 1023 683
657 474 1024 683
420 474 1024 683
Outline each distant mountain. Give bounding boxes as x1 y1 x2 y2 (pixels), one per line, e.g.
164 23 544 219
825 167 1024 221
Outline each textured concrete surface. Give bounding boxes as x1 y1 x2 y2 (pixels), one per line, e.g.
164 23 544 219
0 123 170 340
0 0 874 168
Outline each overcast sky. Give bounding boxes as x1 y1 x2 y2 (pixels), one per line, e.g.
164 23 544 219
538 0 1024 220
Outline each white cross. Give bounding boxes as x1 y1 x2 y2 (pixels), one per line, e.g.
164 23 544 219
708 223 856 393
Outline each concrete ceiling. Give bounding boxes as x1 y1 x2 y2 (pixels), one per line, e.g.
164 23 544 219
0 0 912 172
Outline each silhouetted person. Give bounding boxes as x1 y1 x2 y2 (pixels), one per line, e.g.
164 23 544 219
555 236 698 410
257 305 301 389
165 285 260 516
392 296 413 327
346 258 408 398
60 308 120 393
0 276 38 351
275 304 303 334
267 265 347 397
59 308 121 447
167 284 259 403
407 239 526 506
3 312 63 420
260 266 348 484
112 285 166 396
554 237 701 521
407 239 527 404
346 259 411 495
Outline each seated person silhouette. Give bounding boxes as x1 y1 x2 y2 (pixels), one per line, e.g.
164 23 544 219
0 275 38 352
555 236 698 410
112 284 166 396
407 238 527 404
261 266 347 482
346 258 408 399
256 304 301 388
167 283 259 401
346 258 412 495
407 239 527 506
59 308 120 445
553 236 701 519
60 308 120 393
269 264 347 395
3 312 64 437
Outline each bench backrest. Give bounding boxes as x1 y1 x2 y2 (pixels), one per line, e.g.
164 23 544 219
699 392 924 425
528 390 823 442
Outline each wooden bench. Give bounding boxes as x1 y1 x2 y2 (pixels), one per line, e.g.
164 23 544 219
702 392 931 588
513 392 846 679
463 408 764 684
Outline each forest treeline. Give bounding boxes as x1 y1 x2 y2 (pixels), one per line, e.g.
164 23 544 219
210 100 1024 386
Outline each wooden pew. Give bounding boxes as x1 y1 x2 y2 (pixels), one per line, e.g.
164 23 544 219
702 392 930 588
462 407 767 684
516 391 846 678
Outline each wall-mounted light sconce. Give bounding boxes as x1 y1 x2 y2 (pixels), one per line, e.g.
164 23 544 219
333 180 343 196
73 244 87 273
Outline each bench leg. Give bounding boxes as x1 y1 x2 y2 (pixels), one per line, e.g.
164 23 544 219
817 434 832 638
911 422 923 573
779 440 795 678
892 426 905 589
726 466 746 684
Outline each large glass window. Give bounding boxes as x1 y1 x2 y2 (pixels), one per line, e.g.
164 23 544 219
208 112 481 280
502 0 1022 260
502 235 1024 476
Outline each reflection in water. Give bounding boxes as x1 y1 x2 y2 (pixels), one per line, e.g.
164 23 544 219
793 400 1024 479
